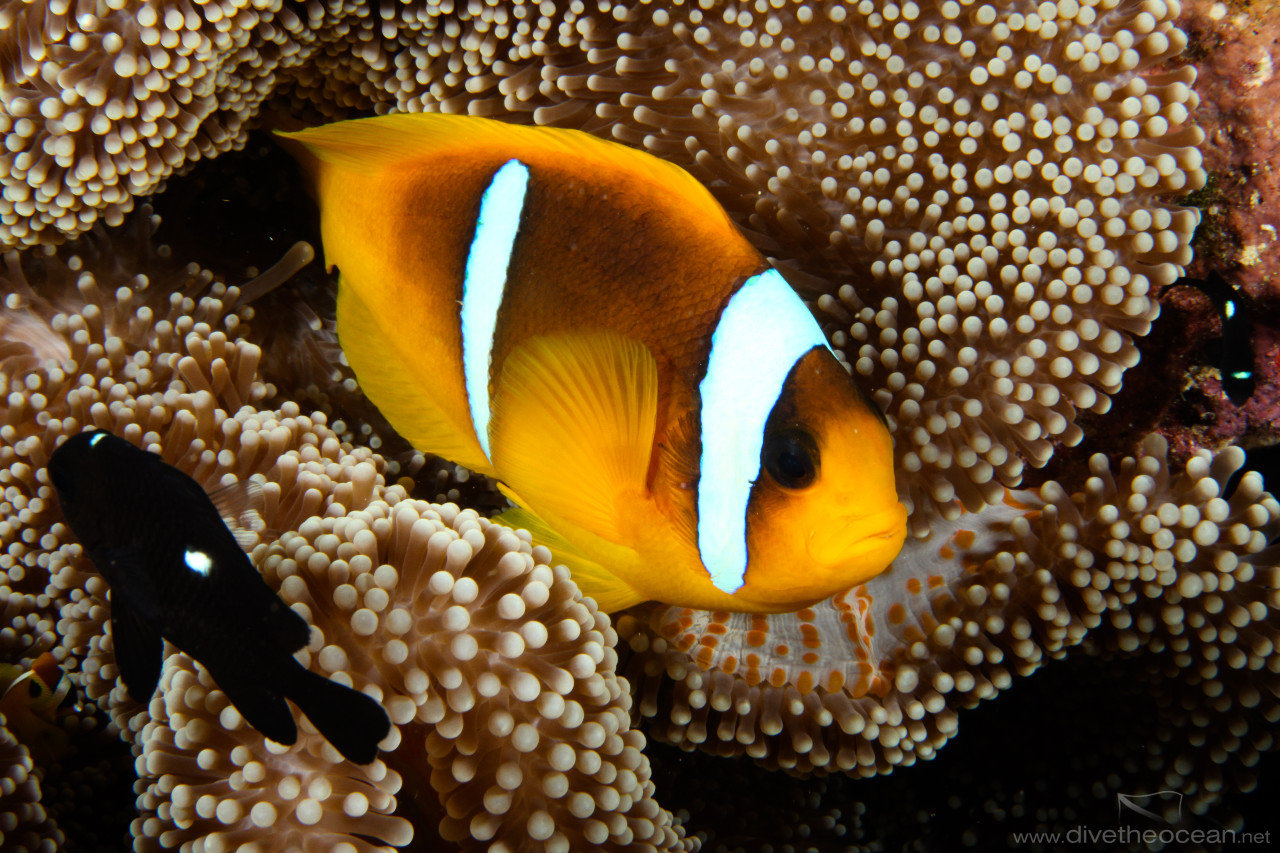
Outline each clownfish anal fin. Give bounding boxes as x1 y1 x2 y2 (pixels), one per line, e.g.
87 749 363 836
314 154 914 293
495 507 647 613
337 274 494 477
489 331 658 548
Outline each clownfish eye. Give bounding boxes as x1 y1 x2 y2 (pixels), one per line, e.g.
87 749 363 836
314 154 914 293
762 427 819 489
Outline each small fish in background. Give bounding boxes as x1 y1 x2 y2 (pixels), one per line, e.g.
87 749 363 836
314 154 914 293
1175 271 1259 406
278 113 908 615
47 430 390 764
0 652 77 763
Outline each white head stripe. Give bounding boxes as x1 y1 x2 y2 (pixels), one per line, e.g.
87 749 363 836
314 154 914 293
183 548 213 576
696 269 831 594
460 159 529 461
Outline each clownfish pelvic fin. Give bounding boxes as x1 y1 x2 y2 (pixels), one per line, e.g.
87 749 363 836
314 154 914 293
496 506 648 613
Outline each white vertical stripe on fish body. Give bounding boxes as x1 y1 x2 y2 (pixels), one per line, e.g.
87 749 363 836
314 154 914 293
696 269 831 594
460 159 530 461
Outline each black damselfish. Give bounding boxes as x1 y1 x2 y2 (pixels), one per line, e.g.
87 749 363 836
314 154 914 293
48 429 390 764
1177 271 1258 406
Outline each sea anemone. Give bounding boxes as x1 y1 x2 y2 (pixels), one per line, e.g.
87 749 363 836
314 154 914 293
0 717 62 852
621 435 1279 787
0 224 695 851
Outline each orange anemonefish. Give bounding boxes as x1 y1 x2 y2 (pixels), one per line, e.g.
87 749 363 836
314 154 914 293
0 652 75 762
278 114 907 614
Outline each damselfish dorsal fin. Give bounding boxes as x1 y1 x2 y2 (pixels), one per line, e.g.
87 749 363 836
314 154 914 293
337 274 496 477
495 507 647 613
488 330 657 552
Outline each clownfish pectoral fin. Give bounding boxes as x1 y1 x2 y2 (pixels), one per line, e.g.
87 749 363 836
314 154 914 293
495 507 648 613
650 407 702 551
337 275 495 477
489 331 659 547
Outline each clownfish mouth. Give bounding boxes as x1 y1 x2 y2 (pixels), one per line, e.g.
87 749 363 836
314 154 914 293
808 503 909 570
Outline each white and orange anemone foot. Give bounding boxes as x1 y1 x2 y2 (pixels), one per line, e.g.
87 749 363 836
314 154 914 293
621 434 1279 785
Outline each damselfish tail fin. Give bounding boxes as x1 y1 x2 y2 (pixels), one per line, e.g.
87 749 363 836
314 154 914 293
285 666 391 764
217 673 298 747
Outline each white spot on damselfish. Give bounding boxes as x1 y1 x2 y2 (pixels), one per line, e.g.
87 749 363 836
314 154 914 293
88 432 106 447
697 269 831 594
183 548 213 576
461 158 530 462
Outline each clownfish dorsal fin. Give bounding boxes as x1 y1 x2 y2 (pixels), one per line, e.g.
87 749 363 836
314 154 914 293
277 113 716 214
337 274 497 477
494 507 648 613
489 330 658 560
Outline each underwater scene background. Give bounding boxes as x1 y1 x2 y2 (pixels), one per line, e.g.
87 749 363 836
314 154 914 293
1 0 1278 850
